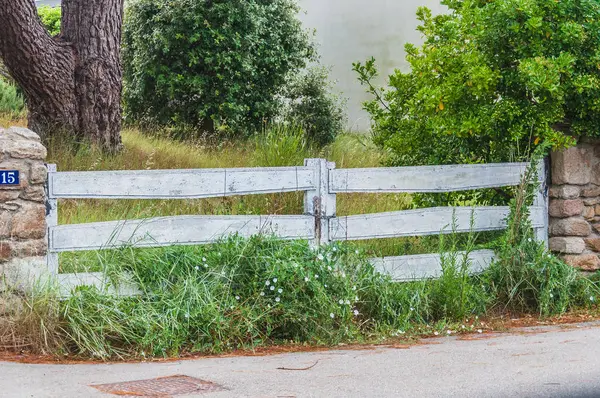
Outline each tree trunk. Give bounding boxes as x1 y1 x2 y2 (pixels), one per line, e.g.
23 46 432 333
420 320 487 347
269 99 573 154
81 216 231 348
0 0 123 152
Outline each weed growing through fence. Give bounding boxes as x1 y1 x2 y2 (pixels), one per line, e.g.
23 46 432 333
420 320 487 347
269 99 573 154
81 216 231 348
484 151 600 316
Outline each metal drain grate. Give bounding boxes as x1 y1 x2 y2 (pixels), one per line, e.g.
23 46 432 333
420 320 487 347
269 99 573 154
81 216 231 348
91 375 225 396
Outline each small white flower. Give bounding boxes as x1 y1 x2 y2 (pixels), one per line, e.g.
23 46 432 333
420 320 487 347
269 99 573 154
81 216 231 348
355 250 360 255
230 305 234 309
352 286 357 291
591 296 595 302
204 263 208 268
260 292 265 296
317 254 324 261
275 297 281 302
184 313 190 318
447 330 452 335
195 266 200 270
528 238 532 243
235 296 240 301
434 331 439 336
341 273 346 278
355 296 359 302
330 313 335 319
339 299 344 305
273 278 278 283
304 277 309 282
278 288 283 294
333 247 337 252
266 280 271 286
353 309 359 316
410 307 414 312
345 299 350 305
202 257 207 262
270 286 275 291
327 266 332 271
324 284 328 287
315 274 319 279
477 329 483 334
549 293 553 298
461 325 466 329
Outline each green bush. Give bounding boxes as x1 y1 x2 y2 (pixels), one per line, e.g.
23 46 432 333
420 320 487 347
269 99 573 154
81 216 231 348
37 6 61 36
355 0 600 167
122 0 314 138
282 66 347 146
0 78 26 117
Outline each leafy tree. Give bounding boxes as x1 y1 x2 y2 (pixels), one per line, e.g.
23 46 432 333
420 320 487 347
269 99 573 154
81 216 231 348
123 0 314 137
354 0 600 166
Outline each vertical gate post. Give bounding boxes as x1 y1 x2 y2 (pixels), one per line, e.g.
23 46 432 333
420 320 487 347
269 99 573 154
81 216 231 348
304 159 336 246
45 164 58 274
533 158 549 246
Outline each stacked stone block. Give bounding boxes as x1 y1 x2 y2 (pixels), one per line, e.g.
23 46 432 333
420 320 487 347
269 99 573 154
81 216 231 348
549 141 600 271
0 127 47 273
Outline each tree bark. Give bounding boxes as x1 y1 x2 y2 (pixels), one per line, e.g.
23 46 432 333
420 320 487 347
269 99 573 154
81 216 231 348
0 0 123 152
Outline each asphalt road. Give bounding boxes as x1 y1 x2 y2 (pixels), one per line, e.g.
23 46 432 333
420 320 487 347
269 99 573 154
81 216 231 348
2 322 600 397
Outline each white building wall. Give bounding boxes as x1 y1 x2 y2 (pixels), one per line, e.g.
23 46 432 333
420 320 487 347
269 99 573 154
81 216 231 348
298 0 446 131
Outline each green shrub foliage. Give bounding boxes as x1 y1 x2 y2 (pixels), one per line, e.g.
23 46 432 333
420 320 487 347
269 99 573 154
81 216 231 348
282 66 347 146
37 6 61 36
122 0 314 137
0 78 25 117
355 0 600 166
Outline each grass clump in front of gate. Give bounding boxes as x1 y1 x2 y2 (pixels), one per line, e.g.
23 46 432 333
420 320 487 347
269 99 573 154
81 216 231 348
60 237 452 358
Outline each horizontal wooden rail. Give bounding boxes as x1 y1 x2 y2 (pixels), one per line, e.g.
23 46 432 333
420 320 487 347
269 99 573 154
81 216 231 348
330 163 531 193
49 215 314 252
48 166 315 199
330 206 546 241
57 272 139 298
370 250 496 282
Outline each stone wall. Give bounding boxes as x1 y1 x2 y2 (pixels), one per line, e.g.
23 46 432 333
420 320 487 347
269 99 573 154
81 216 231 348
0 127 48 287
549 140 600 271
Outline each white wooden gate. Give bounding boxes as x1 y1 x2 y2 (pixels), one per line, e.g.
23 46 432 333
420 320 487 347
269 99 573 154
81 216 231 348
45 159 548 294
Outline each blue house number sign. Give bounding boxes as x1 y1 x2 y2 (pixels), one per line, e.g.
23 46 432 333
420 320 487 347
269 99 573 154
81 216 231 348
0 170 19 186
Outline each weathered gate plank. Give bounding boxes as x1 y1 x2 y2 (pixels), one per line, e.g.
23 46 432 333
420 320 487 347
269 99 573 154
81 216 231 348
330 206 545 241
49 167 315 199
49 215 314 252
331 163 530 193
370 249 496 282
